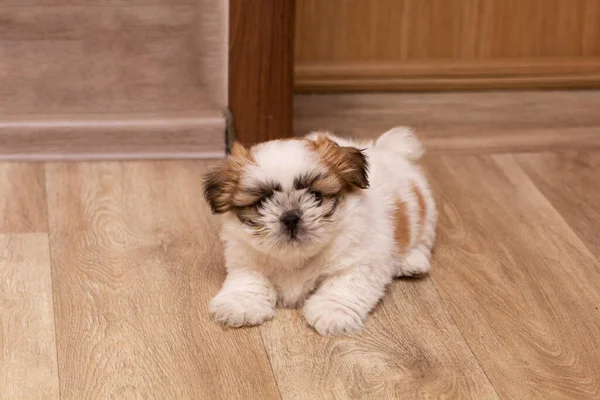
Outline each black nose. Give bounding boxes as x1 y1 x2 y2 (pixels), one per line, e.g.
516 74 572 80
281 212 300 231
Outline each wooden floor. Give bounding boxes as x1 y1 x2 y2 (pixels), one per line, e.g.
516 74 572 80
2 93 600 399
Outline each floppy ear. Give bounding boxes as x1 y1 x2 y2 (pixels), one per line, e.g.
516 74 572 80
336 145 369 189
312 135 369 190
203 163 235 214
203 142 252 214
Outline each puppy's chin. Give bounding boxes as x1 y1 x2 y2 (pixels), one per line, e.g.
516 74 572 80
258 239 328 262
274 231 322 251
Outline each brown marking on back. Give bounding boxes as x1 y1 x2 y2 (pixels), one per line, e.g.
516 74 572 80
411 182 427 228
393 198 411 253
308 134 369 192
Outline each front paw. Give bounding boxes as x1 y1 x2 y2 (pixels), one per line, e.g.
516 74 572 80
303 296 365 336
210 291 276 328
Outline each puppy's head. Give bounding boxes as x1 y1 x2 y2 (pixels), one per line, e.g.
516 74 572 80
203 135 368 255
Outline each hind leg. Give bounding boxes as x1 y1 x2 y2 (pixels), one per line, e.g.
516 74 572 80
395 245 431 277
395 212 436 277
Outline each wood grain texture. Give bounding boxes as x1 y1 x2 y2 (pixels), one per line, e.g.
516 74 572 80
0 234 60 400
0 5 203 114
196 0 228 108
45 161 280 398
2 0 196 5
0 163 57 399
295 0 600 91
5 148 600 397
229 0 295 145
0 164 47 233
261 278 498 399
0 3 226 159
294 91 600 154
425 154 600 399
296 1 600 60
515 152 600 260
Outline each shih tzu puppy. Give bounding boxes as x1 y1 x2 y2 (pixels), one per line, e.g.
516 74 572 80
203 127 437 336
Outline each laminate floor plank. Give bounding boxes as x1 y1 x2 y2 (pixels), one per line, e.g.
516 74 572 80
0 162 58 399
0 234 59 400
515 151 600 260
45 161 281 399
5 147 600 399
0 163 48 234
260 276 498 399
424 154 600 399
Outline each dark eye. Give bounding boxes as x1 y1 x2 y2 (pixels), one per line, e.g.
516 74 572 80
309 190 323 204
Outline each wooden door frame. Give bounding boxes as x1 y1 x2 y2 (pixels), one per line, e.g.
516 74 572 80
228 0 295 147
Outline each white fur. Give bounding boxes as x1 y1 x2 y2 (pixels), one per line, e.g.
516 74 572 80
209 128 437 335
375 126 424 161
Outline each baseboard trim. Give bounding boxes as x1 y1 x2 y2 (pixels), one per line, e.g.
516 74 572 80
423 126 600 155
295 58 600 92
0 113 226 161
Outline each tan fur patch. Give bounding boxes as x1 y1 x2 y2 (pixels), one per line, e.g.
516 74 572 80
232 190 261 207
203 142 254 214
393 198 411 253
231 141 254 161
309 134 369 192
311 175 344 195
411 182 427 228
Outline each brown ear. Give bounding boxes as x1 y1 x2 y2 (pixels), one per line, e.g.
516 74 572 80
337 145 369 189
203 142 253 214
312 135 369 190
230 141 250 158
203 162 236 214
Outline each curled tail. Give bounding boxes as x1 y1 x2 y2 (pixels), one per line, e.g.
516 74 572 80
374 126 424 161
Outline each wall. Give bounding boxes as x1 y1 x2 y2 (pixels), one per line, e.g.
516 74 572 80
0 0 226 160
